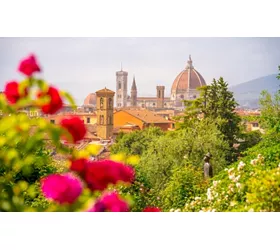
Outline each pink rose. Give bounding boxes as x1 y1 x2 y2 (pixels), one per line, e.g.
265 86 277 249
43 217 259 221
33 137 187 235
88 192 129 212
41 173 82 204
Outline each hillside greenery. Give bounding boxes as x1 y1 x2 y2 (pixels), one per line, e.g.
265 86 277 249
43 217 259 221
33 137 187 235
112 73 280 212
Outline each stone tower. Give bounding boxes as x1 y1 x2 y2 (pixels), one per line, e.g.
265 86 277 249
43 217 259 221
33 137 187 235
116 65 128 108
96 87 115 140
156 86 165 108
131 75 137 107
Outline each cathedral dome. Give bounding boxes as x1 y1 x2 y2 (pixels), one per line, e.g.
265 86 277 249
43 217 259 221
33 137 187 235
171 56 206 95
84 93 97 106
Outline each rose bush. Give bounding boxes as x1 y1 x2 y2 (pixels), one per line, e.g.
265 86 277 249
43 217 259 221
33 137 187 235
0 54 146 212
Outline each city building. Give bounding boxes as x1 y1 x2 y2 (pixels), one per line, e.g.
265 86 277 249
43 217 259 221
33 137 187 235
117 55 206 110
114 109 175 131
44 112 97 125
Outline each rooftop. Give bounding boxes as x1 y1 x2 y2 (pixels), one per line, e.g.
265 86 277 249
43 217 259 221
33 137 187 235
118 109 173 124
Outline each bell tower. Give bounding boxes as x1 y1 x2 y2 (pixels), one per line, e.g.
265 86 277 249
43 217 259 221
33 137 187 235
116 63 128 108
156 86 165 108
96 87 115 140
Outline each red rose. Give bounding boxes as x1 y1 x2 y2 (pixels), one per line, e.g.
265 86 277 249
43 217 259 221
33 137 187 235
4 81 28 104
143 207 161 212
18 54 41 77
38 86 63 114
88 192 129 212
70 158 87 173
60 116 86 143
84 160 135 191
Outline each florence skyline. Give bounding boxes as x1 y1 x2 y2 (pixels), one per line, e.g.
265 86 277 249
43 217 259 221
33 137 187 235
0 37 279 105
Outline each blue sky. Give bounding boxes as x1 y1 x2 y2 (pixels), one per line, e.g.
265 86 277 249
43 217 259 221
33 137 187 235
0 37 279 105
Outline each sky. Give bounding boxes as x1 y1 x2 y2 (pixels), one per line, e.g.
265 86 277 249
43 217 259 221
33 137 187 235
0 37 279 105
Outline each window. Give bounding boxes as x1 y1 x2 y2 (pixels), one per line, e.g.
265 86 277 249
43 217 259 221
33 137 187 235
100 97 104 109
50 119 55 124
87 117 90 123
164 103 167 106
100 115 104 125
118 82 121 89
153 103 155 106
141 104 145 108
252 123 259 127
109 98 113 108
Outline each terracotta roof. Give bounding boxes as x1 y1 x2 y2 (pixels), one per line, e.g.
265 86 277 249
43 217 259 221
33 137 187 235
118 109 173 124
235 110 261 116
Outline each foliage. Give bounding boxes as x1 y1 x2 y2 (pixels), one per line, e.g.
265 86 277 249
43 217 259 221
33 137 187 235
160 165 207 211
182 77 242 162
241 115 260 123
259 90 280 132
110 126 163 156
140 119 228 192
237 130 263 155
180 131 280 212
117 164 154 212
246 167 280 212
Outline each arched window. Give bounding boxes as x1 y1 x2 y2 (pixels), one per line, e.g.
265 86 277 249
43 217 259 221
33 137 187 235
109 98 113 108
100 97 104 109
118 82 121 89
100 115 104 125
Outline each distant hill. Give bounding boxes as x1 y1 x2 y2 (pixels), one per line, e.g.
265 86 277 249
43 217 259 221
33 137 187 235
229 74 279 108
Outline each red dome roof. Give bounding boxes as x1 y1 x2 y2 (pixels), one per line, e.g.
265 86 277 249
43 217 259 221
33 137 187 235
171 56 206 93
84 93 96 106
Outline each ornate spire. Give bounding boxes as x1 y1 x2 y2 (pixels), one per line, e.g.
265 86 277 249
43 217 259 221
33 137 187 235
131 75 137 90
186 55 194 69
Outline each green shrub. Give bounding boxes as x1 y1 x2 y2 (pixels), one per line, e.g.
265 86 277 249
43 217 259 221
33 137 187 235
160 165 206 211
